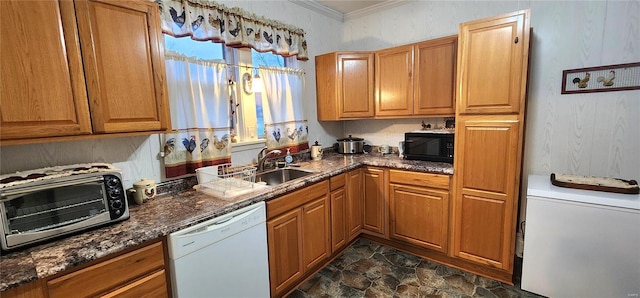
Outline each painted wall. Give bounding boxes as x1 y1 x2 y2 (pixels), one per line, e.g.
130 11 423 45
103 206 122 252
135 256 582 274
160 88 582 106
0 1 345 189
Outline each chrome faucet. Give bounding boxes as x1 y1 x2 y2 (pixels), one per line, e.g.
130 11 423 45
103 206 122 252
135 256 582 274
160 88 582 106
257 147 282 172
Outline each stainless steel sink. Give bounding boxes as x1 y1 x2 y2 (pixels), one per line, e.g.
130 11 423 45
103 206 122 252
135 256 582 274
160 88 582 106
255 168 315 185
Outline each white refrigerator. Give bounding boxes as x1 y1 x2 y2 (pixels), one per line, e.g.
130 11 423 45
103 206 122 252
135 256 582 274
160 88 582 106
522 175 640 297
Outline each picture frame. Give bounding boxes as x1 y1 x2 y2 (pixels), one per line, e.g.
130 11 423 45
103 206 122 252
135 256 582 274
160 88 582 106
561 62 640 94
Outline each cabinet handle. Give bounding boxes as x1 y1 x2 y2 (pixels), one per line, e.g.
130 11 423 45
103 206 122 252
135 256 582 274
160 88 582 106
514 36 519 44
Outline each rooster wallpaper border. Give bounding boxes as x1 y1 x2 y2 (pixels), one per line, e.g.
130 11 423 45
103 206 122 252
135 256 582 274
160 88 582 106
561 62 640 94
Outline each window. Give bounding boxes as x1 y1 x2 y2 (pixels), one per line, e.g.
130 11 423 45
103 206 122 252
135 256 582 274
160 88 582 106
251 50 285 139
163 35 297 142
164 35 223 60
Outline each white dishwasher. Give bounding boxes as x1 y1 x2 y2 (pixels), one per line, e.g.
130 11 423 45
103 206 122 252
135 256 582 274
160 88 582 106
168 201 270 298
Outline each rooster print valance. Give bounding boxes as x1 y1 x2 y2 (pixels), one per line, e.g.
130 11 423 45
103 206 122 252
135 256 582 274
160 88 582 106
158 0 308 61
163 128 232 178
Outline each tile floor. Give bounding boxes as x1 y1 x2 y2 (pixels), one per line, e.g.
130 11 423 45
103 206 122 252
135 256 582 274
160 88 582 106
289 239 543 298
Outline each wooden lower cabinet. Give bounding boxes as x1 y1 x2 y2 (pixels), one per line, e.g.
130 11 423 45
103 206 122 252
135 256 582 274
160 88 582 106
3 239 169 298
267 181 330 297
302 196 331 270
388 170 450 253
267 208 304 295
330 174 347 253
331 169 364 253
101 269 167 298
346 169 363 240
452 117 521 271
389 183 449 253
362 167 386 236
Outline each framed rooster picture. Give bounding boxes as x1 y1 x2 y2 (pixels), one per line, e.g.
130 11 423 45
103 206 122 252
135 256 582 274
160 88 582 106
561 62 640 94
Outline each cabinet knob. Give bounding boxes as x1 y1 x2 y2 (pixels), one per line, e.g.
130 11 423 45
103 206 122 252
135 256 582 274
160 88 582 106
514 36 519 44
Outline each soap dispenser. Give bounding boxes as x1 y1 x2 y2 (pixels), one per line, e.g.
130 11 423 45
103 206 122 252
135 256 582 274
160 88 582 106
284 148 293 165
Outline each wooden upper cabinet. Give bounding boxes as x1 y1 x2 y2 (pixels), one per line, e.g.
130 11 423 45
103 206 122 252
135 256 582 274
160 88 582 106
316 52 374 120
413 36 457 116
0 0 170 144
75 0 170 133
457 9 530 115
375 45 414 117
0 0 92 140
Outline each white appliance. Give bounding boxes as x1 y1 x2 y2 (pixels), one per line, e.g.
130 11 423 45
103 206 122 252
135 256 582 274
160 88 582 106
522 175 640 297
168 201 270 298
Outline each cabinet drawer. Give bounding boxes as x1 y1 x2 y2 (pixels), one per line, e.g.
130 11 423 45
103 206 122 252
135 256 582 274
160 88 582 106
330 173 346 190
101 269 168 298
47 242 165 298
267 180 329 220
389 170 450 189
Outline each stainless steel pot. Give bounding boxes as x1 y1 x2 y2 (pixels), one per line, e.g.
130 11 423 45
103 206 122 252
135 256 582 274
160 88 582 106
336 135 364 154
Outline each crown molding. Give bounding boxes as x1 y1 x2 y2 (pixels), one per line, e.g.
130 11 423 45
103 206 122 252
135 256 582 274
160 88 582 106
289 0 411 22
288 0 344 22
344 0 411 21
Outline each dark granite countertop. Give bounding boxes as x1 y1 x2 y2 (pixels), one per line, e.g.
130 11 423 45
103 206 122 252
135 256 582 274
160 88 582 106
0 152 452 292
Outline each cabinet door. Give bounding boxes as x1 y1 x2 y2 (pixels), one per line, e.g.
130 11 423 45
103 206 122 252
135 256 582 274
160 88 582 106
362 168 386 236
316 52 373 121
75 0 170 133
457 9 530 115
339 53 375 119
414 36 457 116
375 45 414 117
302 196 330 271
0 0 92 140
330 187 347 253
267 209 303 296
452 117 520 270
389 184 449 253
346 169 363 240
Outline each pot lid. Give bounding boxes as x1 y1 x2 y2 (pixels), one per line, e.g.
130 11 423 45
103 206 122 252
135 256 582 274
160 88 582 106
133 178 155 187
312 141 321 147
337 135 364 142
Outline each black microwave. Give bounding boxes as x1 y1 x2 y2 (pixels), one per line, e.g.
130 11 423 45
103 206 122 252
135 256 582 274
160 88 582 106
404 131 454 163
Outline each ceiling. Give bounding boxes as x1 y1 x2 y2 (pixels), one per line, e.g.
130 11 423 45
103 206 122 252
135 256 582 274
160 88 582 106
290 0 406 21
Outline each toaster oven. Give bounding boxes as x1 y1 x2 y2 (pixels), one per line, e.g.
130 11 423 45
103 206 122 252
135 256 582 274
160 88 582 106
0 164 129 251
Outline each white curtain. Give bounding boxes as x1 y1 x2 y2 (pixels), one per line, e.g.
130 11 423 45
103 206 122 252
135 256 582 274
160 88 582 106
260 67 308 154
162 51 232 178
